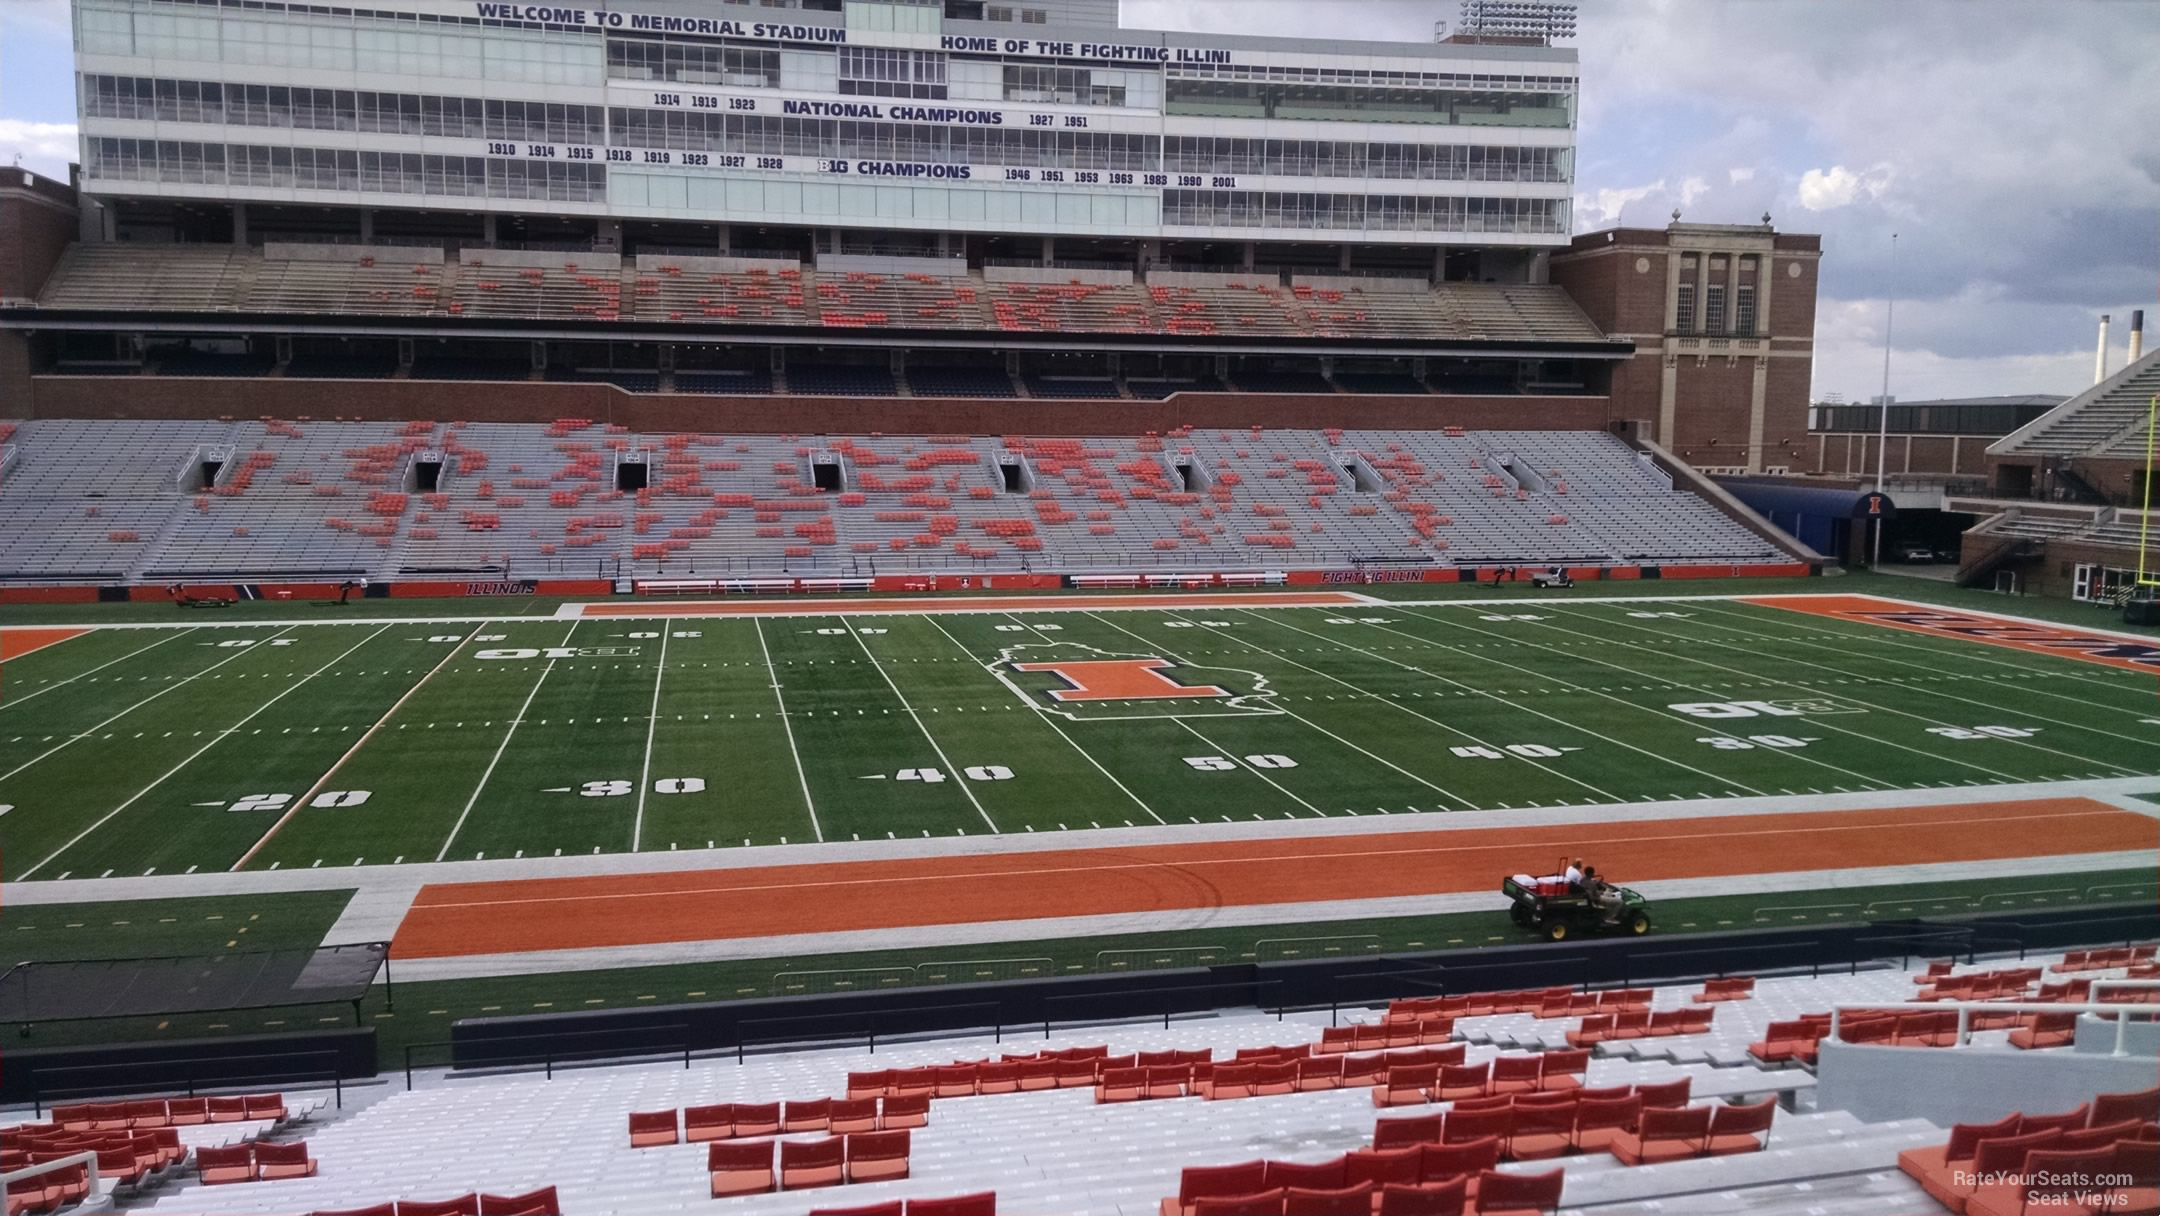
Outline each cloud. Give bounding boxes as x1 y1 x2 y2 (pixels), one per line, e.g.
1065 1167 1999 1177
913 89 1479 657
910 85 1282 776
1677 176 1709 207
0 119 77 180
1728 167 1756 185
1796 164 1892 211
1573 179 1666 229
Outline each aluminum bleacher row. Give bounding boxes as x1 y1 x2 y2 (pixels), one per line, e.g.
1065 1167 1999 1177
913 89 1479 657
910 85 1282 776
73 949 2153 1216
29 244 1617 348
0 421 1789 581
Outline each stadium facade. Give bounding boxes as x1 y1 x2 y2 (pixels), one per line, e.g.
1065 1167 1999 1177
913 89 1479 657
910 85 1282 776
0 0 1856 588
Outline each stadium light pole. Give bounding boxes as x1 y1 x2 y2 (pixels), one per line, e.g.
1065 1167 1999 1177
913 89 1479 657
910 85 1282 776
1871 231 1897 568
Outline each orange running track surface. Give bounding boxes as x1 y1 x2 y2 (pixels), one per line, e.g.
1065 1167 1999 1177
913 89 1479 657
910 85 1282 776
391 797 2157 958
0 627 90 663
574 592 1368 617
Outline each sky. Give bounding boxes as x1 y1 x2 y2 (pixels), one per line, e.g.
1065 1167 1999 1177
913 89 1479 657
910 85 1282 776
3 0 2156 403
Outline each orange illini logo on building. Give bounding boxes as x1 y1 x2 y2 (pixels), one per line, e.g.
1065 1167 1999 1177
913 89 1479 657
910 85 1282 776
990 643 1279 720
1012 657 1231 702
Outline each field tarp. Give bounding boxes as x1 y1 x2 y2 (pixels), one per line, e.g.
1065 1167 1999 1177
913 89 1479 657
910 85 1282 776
0 942 387 1023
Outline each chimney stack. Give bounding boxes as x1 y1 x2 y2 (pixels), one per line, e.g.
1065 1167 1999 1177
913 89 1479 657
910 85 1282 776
2095 314 2111 384
2131 310 2145 364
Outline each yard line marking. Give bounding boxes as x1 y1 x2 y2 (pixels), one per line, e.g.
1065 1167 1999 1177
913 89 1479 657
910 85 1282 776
1383 606 1944 791
929 613 1163 825
843 615 999 834
1096 611 1477 810
405 802 2143 912
1532 605 2130 780
630 626 670 853
436 622 581 863
1153 611 1510 810
232 621 487 871
1245 610 1689 798
0 625 298 785
18 625 391 881
1171 716 1326 815
1689 601 2160 724
0 629 197 715
754 619 822 843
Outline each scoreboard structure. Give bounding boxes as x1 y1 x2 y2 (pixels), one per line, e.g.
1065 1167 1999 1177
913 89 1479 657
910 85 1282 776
70 0 1577 261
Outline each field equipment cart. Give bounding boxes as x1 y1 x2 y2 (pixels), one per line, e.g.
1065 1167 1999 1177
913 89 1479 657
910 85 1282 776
1503 865 1652 941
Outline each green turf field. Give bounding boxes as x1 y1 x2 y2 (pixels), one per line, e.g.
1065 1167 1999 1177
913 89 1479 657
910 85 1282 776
2 588 2156 882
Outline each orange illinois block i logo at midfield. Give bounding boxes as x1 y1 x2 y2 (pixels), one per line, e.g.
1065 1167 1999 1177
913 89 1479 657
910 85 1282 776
1011 657 1231 702
988 642 1280 720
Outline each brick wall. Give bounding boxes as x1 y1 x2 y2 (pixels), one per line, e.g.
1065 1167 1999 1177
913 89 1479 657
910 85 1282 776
0 180 78 302
23 375 1615 434
0 332 30 419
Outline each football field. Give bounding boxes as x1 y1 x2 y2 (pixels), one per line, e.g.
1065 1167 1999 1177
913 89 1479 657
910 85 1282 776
3 589 2157 887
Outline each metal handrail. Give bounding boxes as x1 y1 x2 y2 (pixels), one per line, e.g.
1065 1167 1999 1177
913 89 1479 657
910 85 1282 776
405 1023 695 1088
27 1051 346 1116
1829 979 2160 1057
735 1000 1008 1061
1041 979 1286 1036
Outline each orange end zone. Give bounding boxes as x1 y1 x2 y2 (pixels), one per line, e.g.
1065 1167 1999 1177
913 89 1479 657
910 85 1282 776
0 626 91 663
574 591 1370 618
390 797 2158 959
1742 594 2160 675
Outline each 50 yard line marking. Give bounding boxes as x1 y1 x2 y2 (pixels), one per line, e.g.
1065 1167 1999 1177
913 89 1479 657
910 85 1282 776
927 613 1164 825
436 622 580 863
629 625 670 852
0 624 298 785
17 625 392 881
233 621 486 871
1090 611 1477 811
755 618 823 843
0 628 196 715
844 614 1000 834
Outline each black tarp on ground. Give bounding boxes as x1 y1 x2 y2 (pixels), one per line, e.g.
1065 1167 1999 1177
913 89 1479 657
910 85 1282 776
0 941 385 1023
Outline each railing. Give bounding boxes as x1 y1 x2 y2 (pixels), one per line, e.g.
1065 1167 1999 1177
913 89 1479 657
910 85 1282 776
25 1050 348 1117
405 1024 695 1088
1829 980 2160 1057
735 1000 1008 1061
1041 978 1286 1036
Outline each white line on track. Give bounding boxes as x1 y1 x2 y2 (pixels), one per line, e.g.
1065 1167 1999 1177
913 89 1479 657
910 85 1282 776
927 613 1164 825
437 622 581 863
843 614 1000 834
0 629 197 714
754 618 823 843
630 626 670 852
17 625 392 881
1089 611 1479 811
1505 604 2140 779
232 622 487 871
0 624 298 785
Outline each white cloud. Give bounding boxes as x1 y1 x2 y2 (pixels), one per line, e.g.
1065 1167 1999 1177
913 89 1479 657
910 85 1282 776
1796 164 1893 211
0 119 77 180
1677 176 1709 207
1573 179 1665 229
1728 167 1756 185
